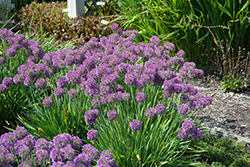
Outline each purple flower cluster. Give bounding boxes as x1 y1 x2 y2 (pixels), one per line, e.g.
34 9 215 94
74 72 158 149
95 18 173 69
84 109 100 126
130 119 141 131
178 120 202 140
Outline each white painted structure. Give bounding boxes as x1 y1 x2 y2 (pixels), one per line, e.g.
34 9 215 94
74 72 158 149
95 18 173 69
63 0 106 18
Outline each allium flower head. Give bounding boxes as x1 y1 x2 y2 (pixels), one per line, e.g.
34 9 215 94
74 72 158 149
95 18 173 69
50 147 64 162
14 127 27 140
178 128 188 140
36 63 46 73
86 78 97 88
188 85 197 95
204 96 212 105
35 78 47 89
36 149 49 162
196 98 207 109
155 104 166 115
0 56 5 65
100 86 111 95
64 146 76 161
87 147 99 160
87 130 98 141
5 47 16 57
191 128 203 140
16 144 30 159
115 84 124 93
43 97 53 108
110 23 119 31
150 36 161 46
51 162 64 167
19 161 31 167
85 110 99 126
0 132 17 147
24 135 36 149
130 119 141 131
122 92 130 101
178 104 189 115
69 73 81 84
180 94 189 104
125 74 136 86
24 77 33 86
65 56 74 66
0 84 8 93
164 42 175 51
136 92 146 103
36 138 48 150
107 110 118 120
57 77 68 88
2 77 13 87
146 108 156 119
54 87 65 98
182 120 195 133
70 136 82 150
107 93 117 103
91 97 100 108
74 153 89 166
82 144 94 154
172 84 183 94
68 89 77 99
5 153 15 164
13 74 24 84
177 49 186 57
53 134 69 148
101 150 113 159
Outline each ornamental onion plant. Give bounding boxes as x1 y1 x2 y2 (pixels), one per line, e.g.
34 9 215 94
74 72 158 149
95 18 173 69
1 24 212 166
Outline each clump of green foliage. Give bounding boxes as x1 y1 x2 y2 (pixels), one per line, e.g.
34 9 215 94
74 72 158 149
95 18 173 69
0 0 15 21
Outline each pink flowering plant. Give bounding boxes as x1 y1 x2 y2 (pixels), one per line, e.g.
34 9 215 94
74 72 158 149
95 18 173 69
1 23 212 166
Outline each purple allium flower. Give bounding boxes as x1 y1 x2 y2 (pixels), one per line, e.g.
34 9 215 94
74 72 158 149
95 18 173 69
182 120 195 133
100 150 113 160
51 162 64 167
130 119 141 131
145 47 155 57
91 97 100 108
19 161 31 167
0 56 5 65
74 153 89 166
110 23 119 31
172 84 183 94
196 98 207 109
36 149 49 162
16 144 30 159
42 97 53 108
36 138 48 150
64 161 78 167
107 110 118 120
0 132 17 147
178 128 189 140
54 87 65 98
64 146 76 161
155 104 166 115
188 85 197 95
0 84 8 93
191 128 203 140
106 93 117 103
87 130 98 141
14 140 25 153
115 91 123 102
24 77 33 86
0 152 6 164
14 127 27 140
57 77 68 88
86 78 97 88
50 147 64 162
65 56 74 66
178 104 189 115
36 63 46 73
177 49 186 57
13 74 24 84
82 144 94 154
70 136 82 150
35 78 47 89
85 110 99 126
164 42 175 51
53 134 68 148
106 74 117 85
136 92 146 103
115 85 124 93
100 85 111 95
23 135 36 149
67 89 77 99
125 74 136 86
97 157 114 166
69 73 81 84
150 36 161 46
87 147 99 160
5 48 16 57
146 108 156 119
2 77 13 87
5 153 15 164
180 94 189 104
204 96 212 105
73 54 83 64
122 92 130 101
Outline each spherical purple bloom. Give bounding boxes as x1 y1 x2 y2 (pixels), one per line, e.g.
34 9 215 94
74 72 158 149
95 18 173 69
178 104 189 115
42 97 53 108
57 77 68 88
100 150 113 160
73 54 82 64
125 74 136 86
86 78 97 88
36 149 49 162
2 77 13 87
204 96 212 105
24 77 33 86
136 92 146 103
172 84 183 94
182 120 195 133
82 144 94 154
115 84 124 93
5 48 16 57
100 85 111 95
64 146 76 161
164 42 175 51
106 74 117 85
146 108 156 119
0 84 8 93
70 136 82 150
36 138 48 150
19 161 31 167
87 130 98 141
106 93 117 103
191 128 203 140
53 134 69 148
130 119 141 131
16 144 30 159
150 36 161 46
65 56 74 66
196 98 207 109
107 110 118 120
14 126 27 140
180 94 189 104
35 78 47 89
74 153 90 166
122 92 130 101
110 23 119 31
177 49 186 57
50 147 64 162
188 85 197 95
68 89 77 99
13 74 24 84
69 73 81 84
0 132 17 147
87 147 99 160
91 97 100 108
178 128 189 140
85 110 99 126
115 91 123 102
155 104 166 115
0 152 6 164
5 153 15 164
54 87 65 98
0 56 5 65
51 162 64 167
23 135 36 149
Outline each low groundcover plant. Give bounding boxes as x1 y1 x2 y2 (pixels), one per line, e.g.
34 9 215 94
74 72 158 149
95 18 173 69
0 23 212 166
